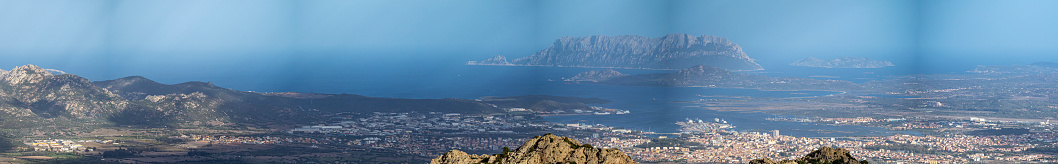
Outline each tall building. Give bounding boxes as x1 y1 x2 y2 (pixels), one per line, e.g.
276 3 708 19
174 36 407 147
771 130 779 136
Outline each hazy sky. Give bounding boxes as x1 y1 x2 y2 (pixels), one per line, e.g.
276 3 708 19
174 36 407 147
1 0 1057 82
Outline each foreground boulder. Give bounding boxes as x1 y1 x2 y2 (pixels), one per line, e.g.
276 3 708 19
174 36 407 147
749 147 867 164
431 134 637 164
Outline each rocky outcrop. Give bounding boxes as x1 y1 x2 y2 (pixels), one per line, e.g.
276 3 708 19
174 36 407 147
566 69 628 82
431 134 637 164
2 65 52 85
469 34 764 71
0 65 128 119
790 57 894 68
749 147 868 164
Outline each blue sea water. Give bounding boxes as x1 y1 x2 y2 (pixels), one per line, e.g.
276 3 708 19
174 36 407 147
84 57 920 138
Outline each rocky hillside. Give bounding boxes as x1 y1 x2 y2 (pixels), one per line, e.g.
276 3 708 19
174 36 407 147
0 64 509 129
431 134 636 164
749 147 868 164
0 65 127 120
469 34 764 71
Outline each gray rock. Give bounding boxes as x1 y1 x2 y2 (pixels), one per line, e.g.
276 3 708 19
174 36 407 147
431 134 637 164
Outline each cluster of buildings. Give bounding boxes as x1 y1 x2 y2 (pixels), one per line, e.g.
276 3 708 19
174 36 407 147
23 139 107 152
176 134 322 145
179 111 1055 163
289 112 535 135
583 131 1056 163
578 137 650 149
346 135 529 157
280 112 650 157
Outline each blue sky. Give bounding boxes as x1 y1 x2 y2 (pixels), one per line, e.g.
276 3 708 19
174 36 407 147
1 0 1057 82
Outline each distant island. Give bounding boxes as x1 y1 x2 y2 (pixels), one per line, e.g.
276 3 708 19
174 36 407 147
566 65 860 91
790 57 894 68
468 34 764 71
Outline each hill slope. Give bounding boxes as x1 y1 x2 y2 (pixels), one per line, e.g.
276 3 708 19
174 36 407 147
432 134 636 164
0 64 507 129
750 147 868 164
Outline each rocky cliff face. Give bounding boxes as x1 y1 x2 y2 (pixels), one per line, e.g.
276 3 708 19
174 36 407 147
431 134 637 164
749 147 868 164
470 34 764 71
790 57 894 68
0 65 127 119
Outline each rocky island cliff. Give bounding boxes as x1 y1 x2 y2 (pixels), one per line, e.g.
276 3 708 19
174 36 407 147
431 134 637 164
468 34 764 71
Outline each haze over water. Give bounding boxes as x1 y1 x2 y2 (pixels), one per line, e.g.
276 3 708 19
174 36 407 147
4 0 1058 138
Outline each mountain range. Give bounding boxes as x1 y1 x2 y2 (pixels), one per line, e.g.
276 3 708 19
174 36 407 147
0 65 512 129
468 34 764 71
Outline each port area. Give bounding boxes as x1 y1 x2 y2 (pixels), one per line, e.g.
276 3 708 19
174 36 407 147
677 118 735 133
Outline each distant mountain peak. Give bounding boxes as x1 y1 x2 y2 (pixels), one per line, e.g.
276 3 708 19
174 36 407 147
469 33 764 71
3 64 53 85
119 75 151 81
9 64 50 75
177 81 219 88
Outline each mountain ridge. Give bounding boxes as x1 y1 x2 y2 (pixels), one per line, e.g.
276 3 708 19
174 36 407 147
1 64 509 129
469 34 764 71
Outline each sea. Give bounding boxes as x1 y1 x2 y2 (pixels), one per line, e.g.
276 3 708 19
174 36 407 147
71 56 931 138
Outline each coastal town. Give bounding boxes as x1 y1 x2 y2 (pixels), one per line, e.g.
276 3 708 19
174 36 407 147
607 132 1057 163
12 108 1058 163
190 114 1058 163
